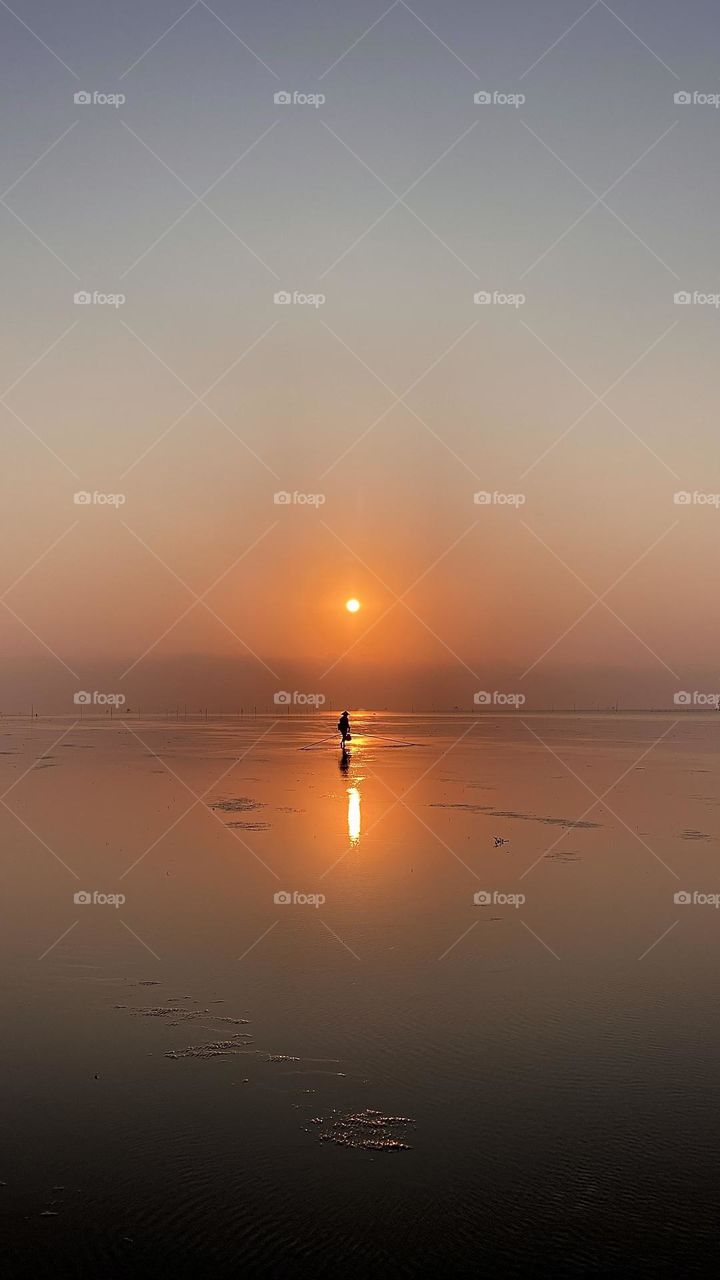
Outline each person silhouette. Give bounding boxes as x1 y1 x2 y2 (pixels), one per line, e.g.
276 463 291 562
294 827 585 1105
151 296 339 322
337 710 351 750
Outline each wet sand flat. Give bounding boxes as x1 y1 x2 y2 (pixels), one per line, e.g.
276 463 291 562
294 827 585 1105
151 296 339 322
2 712 720 1276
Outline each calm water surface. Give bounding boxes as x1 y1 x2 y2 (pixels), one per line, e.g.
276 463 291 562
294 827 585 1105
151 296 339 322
1 712 719 1276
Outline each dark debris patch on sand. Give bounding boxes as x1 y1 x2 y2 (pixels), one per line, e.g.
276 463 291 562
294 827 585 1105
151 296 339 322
226 820 272 831
129 1006 249 1026
430 803 601 829
311 1109 415 1151
210 796 266 813
165 1033 254 1060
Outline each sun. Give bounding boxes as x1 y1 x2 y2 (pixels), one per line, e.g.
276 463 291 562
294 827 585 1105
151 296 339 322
345 597 361 614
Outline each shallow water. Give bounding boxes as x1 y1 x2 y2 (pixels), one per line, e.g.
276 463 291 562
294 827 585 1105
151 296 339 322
2 711 720 1276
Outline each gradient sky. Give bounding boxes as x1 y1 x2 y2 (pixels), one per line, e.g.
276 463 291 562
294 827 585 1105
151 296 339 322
2 0 720 710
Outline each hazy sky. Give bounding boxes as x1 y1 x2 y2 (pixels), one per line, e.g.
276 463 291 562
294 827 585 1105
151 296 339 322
2 0 720 710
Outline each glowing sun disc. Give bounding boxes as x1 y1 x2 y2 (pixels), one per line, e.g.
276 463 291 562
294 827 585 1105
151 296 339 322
345 598 361 613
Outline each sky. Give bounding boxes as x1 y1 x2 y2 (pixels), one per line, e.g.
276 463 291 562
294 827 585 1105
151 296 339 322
2 0 720 711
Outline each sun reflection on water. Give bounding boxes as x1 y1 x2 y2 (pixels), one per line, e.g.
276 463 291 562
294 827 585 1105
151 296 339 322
347 786 361 844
